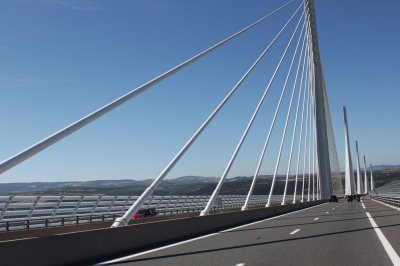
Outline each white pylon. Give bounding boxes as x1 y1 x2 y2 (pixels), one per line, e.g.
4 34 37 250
363 155 368 194
370 163 375 190
355 141 362 194
343 106 355 196
304 0 333 199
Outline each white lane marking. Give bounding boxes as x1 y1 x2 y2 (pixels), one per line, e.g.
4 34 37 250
290 229 301 235
325 211 329 214
99 203 327 265
361 203 366 209
331 207 335 210
366 212 400 265
235 263 245 266
314 217 319 221
370 197 400 212
219 204 325 233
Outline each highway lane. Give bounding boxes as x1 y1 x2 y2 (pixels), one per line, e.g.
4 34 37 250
100 199 399 266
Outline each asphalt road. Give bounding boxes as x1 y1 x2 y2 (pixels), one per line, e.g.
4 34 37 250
100 198 400 266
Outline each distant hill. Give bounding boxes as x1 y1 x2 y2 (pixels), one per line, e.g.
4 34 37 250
372 165 400 171
0 175 293 196
169 176 218 184
372 167 400 187
0 179 153 194
1 167 398 196
0 176 216 195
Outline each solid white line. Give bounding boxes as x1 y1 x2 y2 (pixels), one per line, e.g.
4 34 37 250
99 203 326 265
366 212 400 265
325 211 329 214
235 263 245 266
361 203 366 209
290 229 301 235
314 217 319 221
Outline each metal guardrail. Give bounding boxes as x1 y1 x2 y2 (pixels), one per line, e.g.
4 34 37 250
0 206 208 232
0 194 293 232
369 195 400 208
0 213 117 232
369 181 400 198
369 181 400 209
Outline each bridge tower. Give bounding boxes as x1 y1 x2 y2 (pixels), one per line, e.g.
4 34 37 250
355 141 363 194
370 163 375 190
363 155 368 193
304 0 333 198
343 106 356 195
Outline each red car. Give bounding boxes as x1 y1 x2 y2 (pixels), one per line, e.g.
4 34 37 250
132 208 157 219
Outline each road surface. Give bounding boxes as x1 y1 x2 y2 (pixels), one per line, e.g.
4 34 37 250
99 198 400 266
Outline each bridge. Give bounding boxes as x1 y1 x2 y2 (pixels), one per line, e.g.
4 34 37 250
1 0 399 265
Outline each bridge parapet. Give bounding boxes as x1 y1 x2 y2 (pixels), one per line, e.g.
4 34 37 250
369 181 400 208
0 194 290 232
0 200 325 266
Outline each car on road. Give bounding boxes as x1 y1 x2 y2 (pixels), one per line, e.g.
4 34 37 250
329 195 338 202
347 195 354 202
132 208 158 219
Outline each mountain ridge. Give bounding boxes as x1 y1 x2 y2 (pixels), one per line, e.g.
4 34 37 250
1 164 399 195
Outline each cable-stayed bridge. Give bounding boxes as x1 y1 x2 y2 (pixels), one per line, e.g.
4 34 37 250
1 0 399 265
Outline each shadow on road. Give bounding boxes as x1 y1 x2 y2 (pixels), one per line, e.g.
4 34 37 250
223 213 400 233
107 222 400 265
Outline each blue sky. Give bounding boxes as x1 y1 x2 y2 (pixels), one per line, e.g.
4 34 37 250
0 0 399 183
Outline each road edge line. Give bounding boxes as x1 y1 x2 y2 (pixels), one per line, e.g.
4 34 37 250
366 211 400 265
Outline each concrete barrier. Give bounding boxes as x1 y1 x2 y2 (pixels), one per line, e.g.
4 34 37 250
0 200 326 265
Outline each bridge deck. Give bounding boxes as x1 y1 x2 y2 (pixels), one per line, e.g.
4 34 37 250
100 198 400 265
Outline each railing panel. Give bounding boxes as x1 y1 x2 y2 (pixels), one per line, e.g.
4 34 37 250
0 194 300 231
